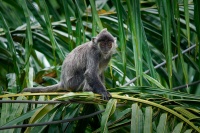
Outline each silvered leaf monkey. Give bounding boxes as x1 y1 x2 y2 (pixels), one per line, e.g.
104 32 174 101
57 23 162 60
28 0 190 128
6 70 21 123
23 29 117 100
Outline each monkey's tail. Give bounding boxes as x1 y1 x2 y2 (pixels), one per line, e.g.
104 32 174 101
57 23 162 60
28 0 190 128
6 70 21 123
23 84 61 93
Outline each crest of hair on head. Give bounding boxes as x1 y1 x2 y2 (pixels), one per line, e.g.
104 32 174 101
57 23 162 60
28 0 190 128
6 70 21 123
96 29 114 42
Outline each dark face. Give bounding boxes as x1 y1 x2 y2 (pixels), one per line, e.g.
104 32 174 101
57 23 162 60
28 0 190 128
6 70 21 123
99 41 113 54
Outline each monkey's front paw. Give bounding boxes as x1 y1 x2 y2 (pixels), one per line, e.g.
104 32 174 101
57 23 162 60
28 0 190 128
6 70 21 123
99 91 112 100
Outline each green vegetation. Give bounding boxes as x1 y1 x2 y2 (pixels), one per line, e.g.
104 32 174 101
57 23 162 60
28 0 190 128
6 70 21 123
0 0 200 132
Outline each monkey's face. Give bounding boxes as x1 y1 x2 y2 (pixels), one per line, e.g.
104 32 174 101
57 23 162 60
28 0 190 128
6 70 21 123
99 41 113 54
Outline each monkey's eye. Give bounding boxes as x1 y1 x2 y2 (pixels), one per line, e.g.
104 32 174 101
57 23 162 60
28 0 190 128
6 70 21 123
107 42 112 48
100 42 105 47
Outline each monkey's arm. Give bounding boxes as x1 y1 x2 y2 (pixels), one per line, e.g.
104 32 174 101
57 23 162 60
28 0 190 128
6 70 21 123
84 53 111 100
100 73 105 84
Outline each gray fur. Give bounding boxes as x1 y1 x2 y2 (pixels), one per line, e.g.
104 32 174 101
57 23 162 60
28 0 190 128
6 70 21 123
23 29 117 100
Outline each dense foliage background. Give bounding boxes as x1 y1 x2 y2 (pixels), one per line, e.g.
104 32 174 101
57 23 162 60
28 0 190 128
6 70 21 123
0 0 200 132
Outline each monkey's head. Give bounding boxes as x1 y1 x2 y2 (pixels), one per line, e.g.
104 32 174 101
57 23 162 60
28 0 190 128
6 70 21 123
92 29 117 55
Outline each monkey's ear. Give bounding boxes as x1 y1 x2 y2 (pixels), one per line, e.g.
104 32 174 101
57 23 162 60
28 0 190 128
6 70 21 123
114 37 117 42
92 37 97 43
114 37 118 48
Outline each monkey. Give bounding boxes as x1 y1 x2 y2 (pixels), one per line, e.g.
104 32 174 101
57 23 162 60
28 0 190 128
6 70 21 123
23 29 117 100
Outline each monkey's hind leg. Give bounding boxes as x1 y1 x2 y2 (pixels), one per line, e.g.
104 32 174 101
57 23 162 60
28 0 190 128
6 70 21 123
83 81 93 92
61 75 85 91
